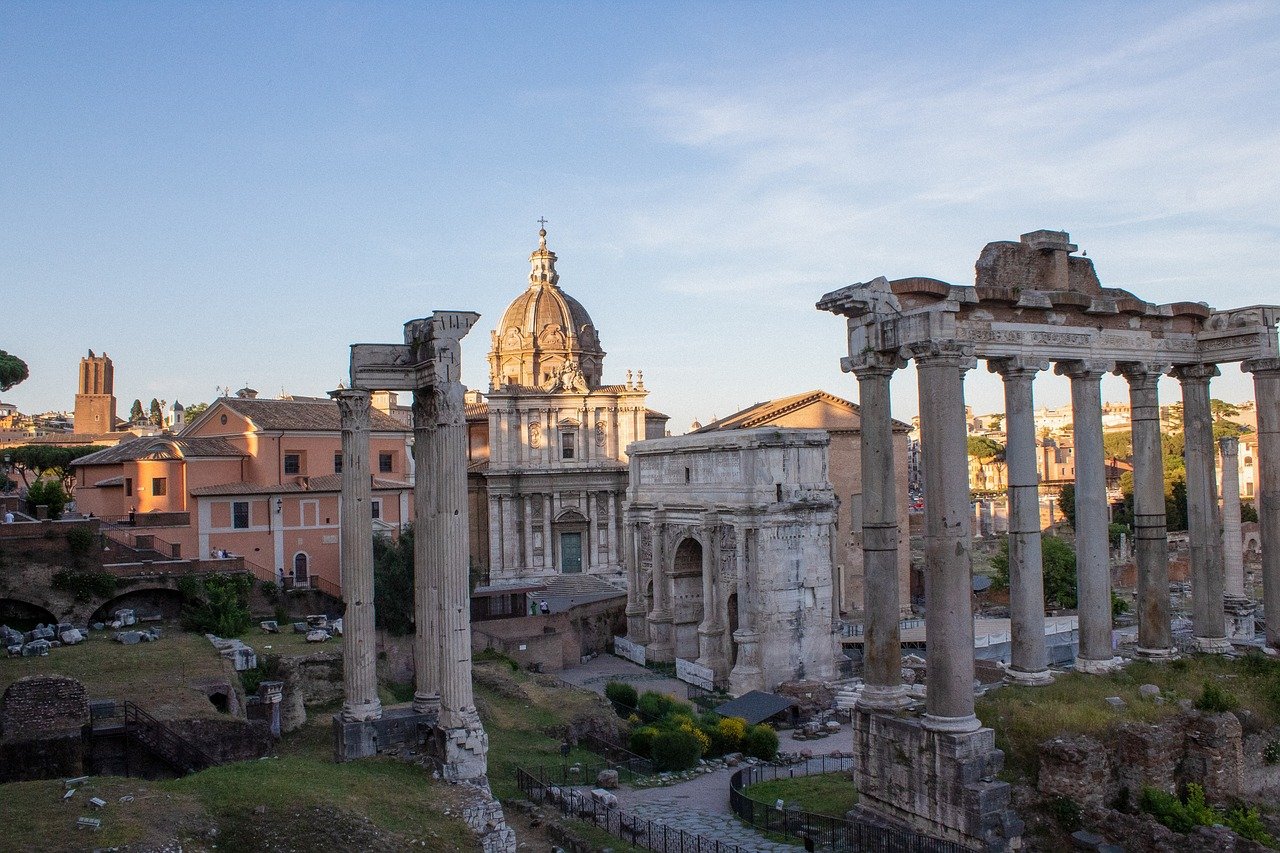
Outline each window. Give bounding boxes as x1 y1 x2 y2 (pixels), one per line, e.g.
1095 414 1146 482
151 477 167 497
379 452 393 473
293 552 309 586
284 453 301 475
333 452 343 473
371 499 382 520
561 431 575 460
124 477 133 497
232 501 250 529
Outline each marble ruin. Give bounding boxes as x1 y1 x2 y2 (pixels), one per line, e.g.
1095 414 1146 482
818 230 1280 850
622 429 839 694
332 311 490 784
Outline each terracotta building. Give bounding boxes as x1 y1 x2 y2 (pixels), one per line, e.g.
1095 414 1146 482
72 392 412 594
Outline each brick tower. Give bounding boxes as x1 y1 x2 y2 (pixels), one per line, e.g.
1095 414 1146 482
73 350 117 434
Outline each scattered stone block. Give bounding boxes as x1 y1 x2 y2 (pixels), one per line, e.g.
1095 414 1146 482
23 639 51 656
1070 829 1107 850
89 797 106 809
590 788 618 808
64 776 89 789
0 625 23 646
305 630 330 643
59 628 85 645
305 614 329 629
114 609 136 626
6 644 22 657
49 640 62 648
31 624 55 641
232 647 257 670
91 622 105 631
1104 696 1126 709
1138 684 1161 700
330 617 343 636
596 769 619 789
119 795 134 803
76 817 101 831
114 631 142 645
292 622 308 633
260 620 279 633
63 789 75 800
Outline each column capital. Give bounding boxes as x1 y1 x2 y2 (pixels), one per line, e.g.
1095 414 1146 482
413 380 466 427
987 356 1049 380
1171 363 1220 384
846 350 907 378
330 387 373 424
907 340 975 370
1219 435 1240 456
1054 359 1114 380
1243 356 1280 376
1115 361 1171 383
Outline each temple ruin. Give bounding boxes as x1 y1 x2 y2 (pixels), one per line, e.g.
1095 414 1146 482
818 230 1280 850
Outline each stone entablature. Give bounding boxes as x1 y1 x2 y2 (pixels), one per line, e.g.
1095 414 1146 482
623 429 838 693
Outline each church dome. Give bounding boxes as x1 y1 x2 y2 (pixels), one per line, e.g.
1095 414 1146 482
489 228 606 391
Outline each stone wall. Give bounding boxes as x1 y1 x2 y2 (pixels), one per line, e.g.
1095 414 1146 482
851 709 1021 851
472 598 625 672
167 717 273 763
0 675 89 737
1038 710 1244 806
272 649 343 733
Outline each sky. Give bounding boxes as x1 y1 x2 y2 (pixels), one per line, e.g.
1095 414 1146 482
2 1 1278 434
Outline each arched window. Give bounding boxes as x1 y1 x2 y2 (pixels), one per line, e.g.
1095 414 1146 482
293 552 310 587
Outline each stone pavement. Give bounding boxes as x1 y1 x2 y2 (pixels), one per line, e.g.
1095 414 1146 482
556 652 690 700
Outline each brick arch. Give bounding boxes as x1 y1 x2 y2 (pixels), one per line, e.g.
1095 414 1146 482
0 597 59 632
88 586 187 625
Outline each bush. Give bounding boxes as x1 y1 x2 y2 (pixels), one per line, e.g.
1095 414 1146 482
181 573 253 637
709 716 747 755
1195 681 1240 713
66 525 96 561
743 724 779 761
1225 804 1275 846
629 726 660 758
26 478 68 518
1264 740 1280 765
51 569 117 603
637 690 689 721
259 580 281 603
651 728 702 771
1140 787 1195 834
605 681 638 715
1045 796 1082 831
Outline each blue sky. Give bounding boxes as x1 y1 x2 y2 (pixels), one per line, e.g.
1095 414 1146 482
3 1 1278 433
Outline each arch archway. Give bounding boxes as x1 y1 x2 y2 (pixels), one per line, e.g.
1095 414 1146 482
293 552 310 587
671 537 703 660
89 587 186 625
553 509 587 574
0 598 58 632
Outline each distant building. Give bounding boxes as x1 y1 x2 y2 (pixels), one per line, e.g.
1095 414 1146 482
73 392 412 594
73 350 118 435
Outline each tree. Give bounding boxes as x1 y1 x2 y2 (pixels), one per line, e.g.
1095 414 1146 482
374 526 414 636
6 444 106 495
1102 431 1132 464
183 401 209 423
1057 483 1076 529
0 350 28 392
26 479 68 518
990 535 1078 609
149 398 163 426
129 399 144 423
967 436 1004 461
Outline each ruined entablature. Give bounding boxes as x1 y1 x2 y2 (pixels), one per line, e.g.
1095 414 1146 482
818 230 1280 368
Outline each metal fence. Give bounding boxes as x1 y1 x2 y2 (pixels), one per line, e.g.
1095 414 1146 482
730 757 976 852
516 764 748 853
579 732 654 776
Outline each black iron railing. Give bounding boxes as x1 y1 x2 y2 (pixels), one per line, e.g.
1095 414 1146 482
121 702 216 774
578 732 654 775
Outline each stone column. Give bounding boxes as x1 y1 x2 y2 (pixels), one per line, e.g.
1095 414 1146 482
1118 364 1175 658
729 526 763 694
624 519 648 641
1221 437 1246 599
522 496 534 571
332 388 382 721
411 387 442 719
1175 364 1230 653
911 342 979 732
646 521 674 660
696 521 724 675
989 357 1052 685
1243 358 1280 650
1056 360 1121 673
853 355 910 710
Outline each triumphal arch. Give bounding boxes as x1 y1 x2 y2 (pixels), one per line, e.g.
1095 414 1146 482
818 230 1280 850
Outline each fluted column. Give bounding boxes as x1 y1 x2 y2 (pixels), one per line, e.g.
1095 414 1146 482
1243 358 1280 649
853 354 910 710
1118 363 1175 658
989 357 1052 685
696 521 724 674
1221 437 1246 599
729 526 763 694
1175 364 1230 653
646 520 674 660
332 388 382 722
624 518 648 641
912 342 979 732
1056 360 1121 673
411 387 442 718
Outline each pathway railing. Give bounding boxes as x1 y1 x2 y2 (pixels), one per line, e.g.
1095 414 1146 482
516 763 747 853
730 757 976 852
579 732 653 775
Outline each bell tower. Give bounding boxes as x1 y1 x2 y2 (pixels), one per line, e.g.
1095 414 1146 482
74 350 117 434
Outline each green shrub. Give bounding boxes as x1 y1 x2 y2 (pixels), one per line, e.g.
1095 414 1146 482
1195 681 1240 713
66 525 96 560
605 681 638 715
637 690 689 721
51 569 117 603
474 647 519 671
1264 740 1280 765
629 726 660 758
26 478 68 518
1045 796 1082 831
1225 804 1275 846
259 580 281 603
707 715 747 756
240 664 265 695
650 728 702 771
743 724 779 761
181 573 254 637
1140 787 1195 834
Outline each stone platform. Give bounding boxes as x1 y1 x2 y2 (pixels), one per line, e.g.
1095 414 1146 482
332 704 437 762
850 708 1022 852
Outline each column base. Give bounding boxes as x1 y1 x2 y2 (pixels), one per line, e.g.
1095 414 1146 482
921 713 981 733
856 684 913 711
342 698 384 723
1003 667 1054 687
1224 598 1257 641
413 692 441 722
1135 646 1179 660
1192 635 1232 654
729 664 764 696
440 707 490 782
1074 655 1123 674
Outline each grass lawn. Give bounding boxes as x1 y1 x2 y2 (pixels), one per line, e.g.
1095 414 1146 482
0 628 230 719
744 772 859 818
977 652 1280 781
238 626 344 657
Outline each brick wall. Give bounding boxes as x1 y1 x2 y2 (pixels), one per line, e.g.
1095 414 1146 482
0 675 89 738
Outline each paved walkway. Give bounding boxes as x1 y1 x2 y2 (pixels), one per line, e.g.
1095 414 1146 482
557 652 691 700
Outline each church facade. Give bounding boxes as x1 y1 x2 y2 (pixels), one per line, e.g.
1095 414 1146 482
480 228 667 587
